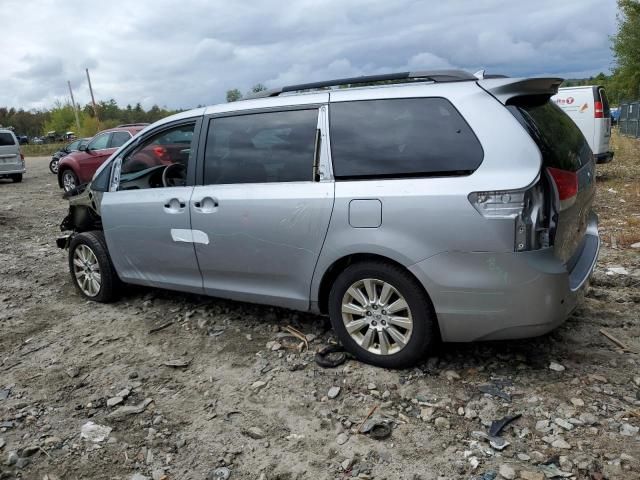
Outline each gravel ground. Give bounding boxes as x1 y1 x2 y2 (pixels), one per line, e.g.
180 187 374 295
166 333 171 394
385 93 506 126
1 147 639 480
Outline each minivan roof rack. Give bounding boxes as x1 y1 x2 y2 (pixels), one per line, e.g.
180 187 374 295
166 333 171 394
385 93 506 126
249 69 477 99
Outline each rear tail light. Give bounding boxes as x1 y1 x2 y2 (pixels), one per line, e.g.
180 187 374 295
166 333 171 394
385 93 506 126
594 101 604 119
469 182 550 252
20 152 24 161
468 190 526 219
547 167 577 208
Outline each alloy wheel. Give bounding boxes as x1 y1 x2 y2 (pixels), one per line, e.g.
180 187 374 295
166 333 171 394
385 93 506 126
62 171 76 191
72 244 101 297
341 278 413 355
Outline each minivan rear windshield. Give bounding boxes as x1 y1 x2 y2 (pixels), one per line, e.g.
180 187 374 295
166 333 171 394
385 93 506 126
507 96 592 172
0 133 16 146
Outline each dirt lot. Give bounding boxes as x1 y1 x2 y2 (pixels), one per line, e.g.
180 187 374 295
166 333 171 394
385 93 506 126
1 134 639 480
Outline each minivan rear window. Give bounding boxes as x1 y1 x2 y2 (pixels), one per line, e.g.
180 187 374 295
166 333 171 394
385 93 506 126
329 98 483 179
507 97 592 172
0 133 16 146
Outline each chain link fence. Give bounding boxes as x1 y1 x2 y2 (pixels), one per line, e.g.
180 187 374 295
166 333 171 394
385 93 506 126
619 101 640 138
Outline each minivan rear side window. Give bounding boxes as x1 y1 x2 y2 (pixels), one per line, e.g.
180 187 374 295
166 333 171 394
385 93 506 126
329 98 483 179
204 109 318 185
0 133 16 146
507 97 592 172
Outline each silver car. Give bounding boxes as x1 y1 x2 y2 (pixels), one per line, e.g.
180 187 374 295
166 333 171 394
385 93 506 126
0 129 25 183
58 70 599 368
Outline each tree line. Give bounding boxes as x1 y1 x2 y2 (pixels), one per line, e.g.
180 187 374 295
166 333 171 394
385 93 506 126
0 100 180 138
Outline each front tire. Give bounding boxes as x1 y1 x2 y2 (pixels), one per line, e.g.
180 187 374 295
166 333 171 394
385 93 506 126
61 169 78 192
49 158 59 174
69 231 120 302
328 261 436 368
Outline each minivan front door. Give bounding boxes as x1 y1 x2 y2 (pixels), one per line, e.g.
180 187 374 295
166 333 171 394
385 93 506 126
101 120 204 293
191 103 334 310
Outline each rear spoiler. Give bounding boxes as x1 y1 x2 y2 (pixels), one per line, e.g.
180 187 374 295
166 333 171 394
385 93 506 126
477 77 564 105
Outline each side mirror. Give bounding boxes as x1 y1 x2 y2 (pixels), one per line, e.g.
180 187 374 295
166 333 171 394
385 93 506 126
79 144 88 152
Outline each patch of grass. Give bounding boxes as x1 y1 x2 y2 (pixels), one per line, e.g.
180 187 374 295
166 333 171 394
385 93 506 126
22 143 65 157
595 130 640 248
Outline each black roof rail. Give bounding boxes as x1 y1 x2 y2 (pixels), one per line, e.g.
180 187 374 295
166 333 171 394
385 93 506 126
117 123 150 127
248 69 477 99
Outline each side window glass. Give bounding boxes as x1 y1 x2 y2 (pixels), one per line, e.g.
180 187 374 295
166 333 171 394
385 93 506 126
329 98 483 179
109 131 131 148
67 140 80 150
88 133 110 150
204 109 318 185
117 123 195 190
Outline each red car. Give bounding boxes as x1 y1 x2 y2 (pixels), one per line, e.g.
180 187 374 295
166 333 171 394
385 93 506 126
57 124 148 192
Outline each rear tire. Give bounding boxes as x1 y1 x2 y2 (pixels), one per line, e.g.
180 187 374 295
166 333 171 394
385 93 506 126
11 174 22 183
69 231 121 302
328 260 436 369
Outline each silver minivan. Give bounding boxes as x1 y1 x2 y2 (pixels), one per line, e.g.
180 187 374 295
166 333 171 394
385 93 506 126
58 70 600 368
0 129 25 183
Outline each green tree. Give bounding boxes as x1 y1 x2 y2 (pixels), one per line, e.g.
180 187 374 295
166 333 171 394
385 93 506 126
226 89 243 102
44 102 78 135
611 0 640 101
250 83 267 93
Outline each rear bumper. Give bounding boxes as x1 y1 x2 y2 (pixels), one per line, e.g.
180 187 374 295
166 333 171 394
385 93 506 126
0 167 26 175
409 213 599 342
594 151 614 164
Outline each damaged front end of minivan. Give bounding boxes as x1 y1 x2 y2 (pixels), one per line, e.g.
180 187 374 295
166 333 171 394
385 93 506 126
57 185 104 249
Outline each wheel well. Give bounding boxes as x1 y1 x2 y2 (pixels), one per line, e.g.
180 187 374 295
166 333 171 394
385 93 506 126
317 253 431 314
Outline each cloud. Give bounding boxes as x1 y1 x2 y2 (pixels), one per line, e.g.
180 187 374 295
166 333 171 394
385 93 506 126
0 0 618 110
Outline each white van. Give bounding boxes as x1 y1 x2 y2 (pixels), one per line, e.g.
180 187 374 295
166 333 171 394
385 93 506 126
552 86 613 163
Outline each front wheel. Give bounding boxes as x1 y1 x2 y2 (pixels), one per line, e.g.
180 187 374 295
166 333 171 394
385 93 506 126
61 169 78 192
69 231 120 302
49 158 59 174
328 261 437 368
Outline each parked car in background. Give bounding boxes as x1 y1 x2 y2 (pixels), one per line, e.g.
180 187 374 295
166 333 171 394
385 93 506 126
552 86 613 163
16 135 28 145
57 124 148 192
0 128 25 183
32 136 44 144
49 137 91 174
57 71 600 368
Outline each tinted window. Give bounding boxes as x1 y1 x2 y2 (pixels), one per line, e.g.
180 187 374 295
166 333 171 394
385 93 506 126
204 109 318 185
88 133 110 150
67 140 80 150
508 98 592 171
0 133 16 146
329 98 483 179
110 131 131 148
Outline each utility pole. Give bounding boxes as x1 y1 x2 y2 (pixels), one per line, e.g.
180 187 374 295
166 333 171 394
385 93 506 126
67 80 82 133
86 68 99 121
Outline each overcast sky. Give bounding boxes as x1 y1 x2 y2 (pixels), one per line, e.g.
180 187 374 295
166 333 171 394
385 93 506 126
0 0 617 111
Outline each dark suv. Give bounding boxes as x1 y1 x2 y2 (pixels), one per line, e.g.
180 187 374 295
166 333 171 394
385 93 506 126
57 124 148 192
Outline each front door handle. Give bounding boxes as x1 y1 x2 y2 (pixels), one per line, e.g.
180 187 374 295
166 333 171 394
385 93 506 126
163 198 186 214
193 197 219 213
